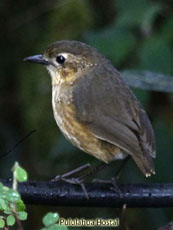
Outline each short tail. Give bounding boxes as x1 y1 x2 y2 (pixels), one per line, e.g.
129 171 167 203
132 152 155 177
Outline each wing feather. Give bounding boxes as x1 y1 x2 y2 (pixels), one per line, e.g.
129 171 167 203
73 64 156 175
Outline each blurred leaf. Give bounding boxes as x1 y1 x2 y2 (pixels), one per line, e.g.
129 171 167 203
0 183 3 191
55 225 68 230
0 218 5 228
16 199 26 212
115 0 161 30
139 37 172 75
86 27 136 66
4 210 12 215
17 211 28 221
45 0 93 41
4 189 20 203
47 224 65 230
141 4 162 34
160 17 173 42
15 163 28 183
43 213 59 227
0 198 8 211
6 215 15 226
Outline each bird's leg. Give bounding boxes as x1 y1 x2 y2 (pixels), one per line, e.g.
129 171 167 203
52 163 93 199
57 176 89 199
78 162 108 181
92 156 131 197
52 163 91 181
52 157 130 199
92 156 131 182
53 162 107 199
115 155 131 180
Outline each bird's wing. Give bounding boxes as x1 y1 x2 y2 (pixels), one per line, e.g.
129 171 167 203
73 64 156 176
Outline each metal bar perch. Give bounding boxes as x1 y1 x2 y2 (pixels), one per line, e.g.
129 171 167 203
1 179 173 208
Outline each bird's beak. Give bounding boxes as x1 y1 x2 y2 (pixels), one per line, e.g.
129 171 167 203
23 54 50 65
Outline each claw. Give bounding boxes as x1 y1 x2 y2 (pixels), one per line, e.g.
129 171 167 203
110 177 122 198
92 177 122 198
57 177 89 199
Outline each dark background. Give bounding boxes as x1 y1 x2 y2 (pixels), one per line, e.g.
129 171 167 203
0 0 173 229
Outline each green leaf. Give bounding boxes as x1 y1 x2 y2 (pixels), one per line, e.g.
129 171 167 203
0 183 3 192
5 189 20 202
7 215 16 226
16 199 26 211
1 185 10 198
141 4 161 34
115 0 161 30
54 225 68 230
0 218 5 228
0 198 8 211
43 213 59 227
4 210 12 215
15 163 28 182
17 211 28 221
47 224 65 230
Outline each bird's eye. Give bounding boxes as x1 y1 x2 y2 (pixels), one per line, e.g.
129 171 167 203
56 55 66 64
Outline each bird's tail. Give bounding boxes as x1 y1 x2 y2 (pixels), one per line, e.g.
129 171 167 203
132 152 155 177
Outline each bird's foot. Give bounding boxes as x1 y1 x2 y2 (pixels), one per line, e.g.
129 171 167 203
110 177 122 198
58 177 89 199
92 177 122 198
52 164 91 199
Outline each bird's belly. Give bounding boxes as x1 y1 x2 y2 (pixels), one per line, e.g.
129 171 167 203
52 100 121 163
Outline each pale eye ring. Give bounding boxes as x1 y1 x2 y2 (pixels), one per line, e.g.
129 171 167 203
56 55 66 64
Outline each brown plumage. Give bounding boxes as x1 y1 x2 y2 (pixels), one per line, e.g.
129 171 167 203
24 40 156 177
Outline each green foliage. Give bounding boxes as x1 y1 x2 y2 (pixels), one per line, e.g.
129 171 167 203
0 183 21 208
0 218 5 228
14 163 28 183
49 0 92 40
6 215 15 226
139 37 172 75
17 211 28 221
43 213 59 227
86 0 172 77
115 0 161 31
0 162 28 229
86 27 136 66
41 212 68 230
0 163 66 230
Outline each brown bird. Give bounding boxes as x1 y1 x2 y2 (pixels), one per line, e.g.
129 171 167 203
24 40 156 177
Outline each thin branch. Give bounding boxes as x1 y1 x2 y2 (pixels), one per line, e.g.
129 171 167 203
0 130 36 158
1 179 173 208
12 210 23 230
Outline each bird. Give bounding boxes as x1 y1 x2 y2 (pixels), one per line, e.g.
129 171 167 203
24 40 156 178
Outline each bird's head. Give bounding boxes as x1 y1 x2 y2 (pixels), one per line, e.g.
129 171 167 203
24 40 103 85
